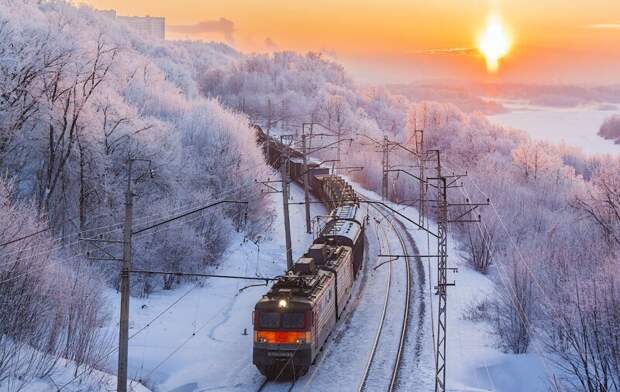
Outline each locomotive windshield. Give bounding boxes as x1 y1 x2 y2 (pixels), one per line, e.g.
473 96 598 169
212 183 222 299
258 312 280 329
282 313 305 329
257 311 306 329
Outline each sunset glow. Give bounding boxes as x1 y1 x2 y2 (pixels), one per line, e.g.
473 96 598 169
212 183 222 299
478 14 512 72
79 0 620 84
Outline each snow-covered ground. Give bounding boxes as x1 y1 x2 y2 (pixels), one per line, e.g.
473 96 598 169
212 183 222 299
346 184 554 392
25 181 556 392
3 352 149 392
384 202 554 392
102 184 326 392
488 103 620 155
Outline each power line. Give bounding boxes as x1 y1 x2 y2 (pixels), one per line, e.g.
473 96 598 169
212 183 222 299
451 167 561 390
0 179 259 269
132 200 248 235
0 163 261 250
58 282 203 391
111 155 253 392
127 269 276 282
0 187 257 284
0 227 51 248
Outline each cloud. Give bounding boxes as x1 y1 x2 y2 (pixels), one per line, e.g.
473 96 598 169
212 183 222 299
264 37 278 50
584 23 620 30
410 47 478 56
168 18 235 43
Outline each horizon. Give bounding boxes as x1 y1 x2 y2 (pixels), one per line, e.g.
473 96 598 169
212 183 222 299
80 0 620 85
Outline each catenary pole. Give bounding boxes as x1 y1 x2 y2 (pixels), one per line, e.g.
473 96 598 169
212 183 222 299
302 131 312 234
280 139 294 269
117 158 133 392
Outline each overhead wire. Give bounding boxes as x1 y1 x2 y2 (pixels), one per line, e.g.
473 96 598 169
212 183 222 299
58 282 202 390
0 162 262 251
448 165 562 390
0 178 259 270
0 180 260 287
36 175 266 388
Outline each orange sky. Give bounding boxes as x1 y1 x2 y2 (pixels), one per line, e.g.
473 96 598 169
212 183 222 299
81 0 620 84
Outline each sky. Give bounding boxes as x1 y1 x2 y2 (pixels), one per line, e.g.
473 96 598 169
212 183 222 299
81 0 620 85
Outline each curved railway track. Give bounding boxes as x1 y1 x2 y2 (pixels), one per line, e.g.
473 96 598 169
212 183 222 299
358 198 412 392
252 193 418 392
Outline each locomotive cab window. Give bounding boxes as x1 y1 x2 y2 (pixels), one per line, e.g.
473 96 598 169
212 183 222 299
282 312 305 329
258 312 280 329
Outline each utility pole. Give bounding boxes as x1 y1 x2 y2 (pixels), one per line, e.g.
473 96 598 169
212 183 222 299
256 133 299 270
266 98 272 164
301 130 312 234
427 151 486 392
280 138 294 269
382 135 389 201
118 158 134 392
80 159 250 392
357 127 486 392
415 128 426 227
434 171 449 392
336 125 342 175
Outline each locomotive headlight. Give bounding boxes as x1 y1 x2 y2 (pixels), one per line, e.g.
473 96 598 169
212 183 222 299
296 338 305 344
278 299 288 308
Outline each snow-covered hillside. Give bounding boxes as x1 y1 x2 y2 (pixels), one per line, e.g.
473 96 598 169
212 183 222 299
0 1 271 389
2 1 619 391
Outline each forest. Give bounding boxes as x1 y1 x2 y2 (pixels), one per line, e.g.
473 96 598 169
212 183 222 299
0 1 271 387
203 49 620 392
0 1 618 391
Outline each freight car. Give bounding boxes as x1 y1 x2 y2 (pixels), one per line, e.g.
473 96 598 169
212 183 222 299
252 125 365 379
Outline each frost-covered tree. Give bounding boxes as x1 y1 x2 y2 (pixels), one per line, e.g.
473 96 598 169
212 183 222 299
574 158 620 246
0 178 110 390
0 0 274 295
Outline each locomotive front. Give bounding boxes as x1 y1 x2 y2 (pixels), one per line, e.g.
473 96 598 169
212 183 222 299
253 293 313 379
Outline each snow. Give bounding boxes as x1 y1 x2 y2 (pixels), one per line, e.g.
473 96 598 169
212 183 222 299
383 200 554 392
294 198 397 391
488 103 620 155
11 348 149 392
98 183 326 392
32 180 555 392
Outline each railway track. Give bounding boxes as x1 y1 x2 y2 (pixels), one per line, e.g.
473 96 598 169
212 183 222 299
256 378 296 392
358 199 412 392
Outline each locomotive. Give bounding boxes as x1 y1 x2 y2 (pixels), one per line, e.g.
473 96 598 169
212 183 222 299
252 126 365 379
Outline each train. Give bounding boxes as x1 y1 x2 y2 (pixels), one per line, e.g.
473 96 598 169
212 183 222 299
252 126 365 379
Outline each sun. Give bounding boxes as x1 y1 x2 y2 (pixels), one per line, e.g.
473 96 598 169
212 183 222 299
478 14 512 72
